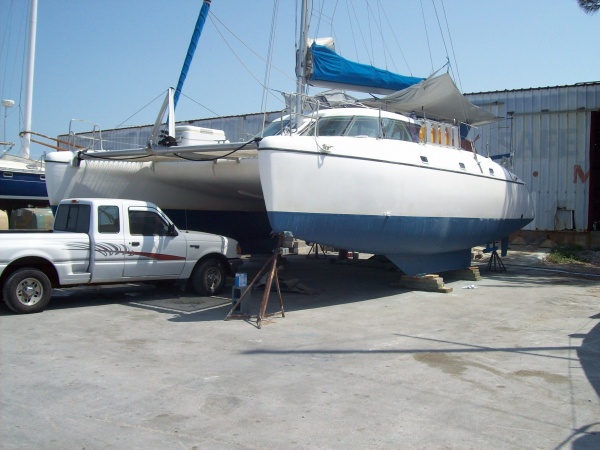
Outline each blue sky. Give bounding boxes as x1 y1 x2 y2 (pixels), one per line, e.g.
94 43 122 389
1 0 599 160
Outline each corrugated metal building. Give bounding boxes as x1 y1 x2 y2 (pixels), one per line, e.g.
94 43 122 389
466 82 600 236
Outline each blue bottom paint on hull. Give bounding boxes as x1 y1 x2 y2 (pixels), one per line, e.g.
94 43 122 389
164 209 277 255
386 249 473 275
268 211 532 274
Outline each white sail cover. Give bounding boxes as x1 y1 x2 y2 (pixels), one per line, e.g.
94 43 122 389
362 73 497 125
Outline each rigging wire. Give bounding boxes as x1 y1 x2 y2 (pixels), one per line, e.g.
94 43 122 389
1 0 28 152
1 0 24 101
345 1 360 61
208 15 284 108
310 1 337 44
377 0 412 75
365 0 375 66
178 92 221 117
313 0 325 39
114 91 165 129
431 0 470 121
365 0 401 74
329 0 340 37
375 0 388 70
356 1 373 64
209 13 294 82
431 1 451 76
112 89 221 131
420 0 435 74
440 0 463 91
294 0 299 65
261 0 280 131
347 0 372 65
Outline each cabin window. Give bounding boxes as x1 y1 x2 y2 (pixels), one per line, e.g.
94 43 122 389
98 205 120 233
3 172 13 178
420 156 429 164
345 117 380 138
302 115 418 142
489 168 495 176
303 116 354 136
459 162 466 171
380 118 414 142
257 118 292 137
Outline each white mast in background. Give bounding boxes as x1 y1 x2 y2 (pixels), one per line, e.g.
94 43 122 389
21 0 38 159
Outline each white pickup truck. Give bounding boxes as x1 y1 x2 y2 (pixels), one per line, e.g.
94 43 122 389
0 198 241 314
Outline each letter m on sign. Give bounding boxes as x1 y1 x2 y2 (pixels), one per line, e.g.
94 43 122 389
573 165 590 184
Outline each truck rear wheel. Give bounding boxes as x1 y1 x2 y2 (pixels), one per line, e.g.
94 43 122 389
3 268 52 314
191 259 226 296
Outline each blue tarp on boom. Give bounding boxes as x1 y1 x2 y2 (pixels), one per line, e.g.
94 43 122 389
308 44 424 95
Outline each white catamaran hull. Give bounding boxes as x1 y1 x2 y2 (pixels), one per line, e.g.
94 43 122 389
44 150 276 253
258 135 534 274
45 151 263 211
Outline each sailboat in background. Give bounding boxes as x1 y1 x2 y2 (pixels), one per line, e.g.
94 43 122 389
0 0 48 214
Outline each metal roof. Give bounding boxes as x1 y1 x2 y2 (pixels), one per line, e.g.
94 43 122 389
466 81 600 96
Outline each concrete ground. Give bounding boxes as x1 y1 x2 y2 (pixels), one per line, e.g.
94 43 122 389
1 252 599 449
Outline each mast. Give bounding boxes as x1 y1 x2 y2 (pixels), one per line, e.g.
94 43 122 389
173 0 212 110
21 0 37 159
294 0 311 126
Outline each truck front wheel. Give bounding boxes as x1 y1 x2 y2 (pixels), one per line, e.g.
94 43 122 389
191 259 226 296
3 268 52 314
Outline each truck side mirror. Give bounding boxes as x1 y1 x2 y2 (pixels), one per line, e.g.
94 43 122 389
168 223 178 237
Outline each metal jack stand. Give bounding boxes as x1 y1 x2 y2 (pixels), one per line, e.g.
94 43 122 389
225 234 285 329
487 244 506 272
306 242 327 259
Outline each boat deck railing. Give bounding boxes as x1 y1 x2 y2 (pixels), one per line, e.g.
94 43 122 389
66 119 105 152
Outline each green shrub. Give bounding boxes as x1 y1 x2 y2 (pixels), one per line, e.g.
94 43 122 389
547 245 591 264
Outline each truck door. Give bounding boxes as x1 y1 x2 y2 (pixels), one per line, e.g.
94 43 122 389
90 204 127 282
124 208 187 278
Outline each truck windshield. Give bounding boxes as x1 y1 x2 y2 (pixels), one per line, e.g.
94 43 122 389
54 204 91 233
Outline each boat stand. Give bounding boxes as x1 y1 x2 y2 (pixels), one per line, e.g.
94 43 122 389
306 242 327 259
225 235 285 329
487 249 506 272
